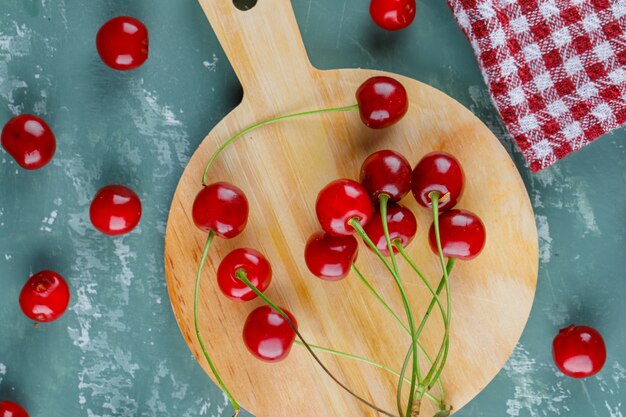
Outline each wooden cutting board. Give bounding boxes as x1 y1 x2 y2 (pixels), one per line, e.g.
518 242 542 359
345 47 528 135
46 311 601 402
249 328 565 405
164 0 539 416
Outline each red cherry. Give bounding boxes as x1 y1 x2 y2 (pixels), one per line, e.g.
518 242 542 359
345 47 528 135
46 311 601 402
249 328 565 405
304 232 359 281
412 151 464 212
364 203 417 256
242 305 297 362
370 0 417 31
217 248 272 302
553 325 607 378
90 185 142 236
360 149 412 202
1 114 56 170
192 182 249 239
428 209 485 260
19 270 70 323
315 179 373 236
0 402 28 417
96 16 149 71
356 76 408 129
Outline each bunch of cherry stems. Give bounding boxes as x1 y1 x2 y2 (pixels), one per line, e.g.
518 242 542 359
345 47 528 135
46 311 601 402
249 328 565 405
193 81 455 417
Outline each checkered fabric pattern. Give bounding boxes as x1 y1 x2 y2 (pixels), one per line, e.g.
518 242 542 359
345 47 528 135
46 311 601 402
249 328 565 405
447 0 626 171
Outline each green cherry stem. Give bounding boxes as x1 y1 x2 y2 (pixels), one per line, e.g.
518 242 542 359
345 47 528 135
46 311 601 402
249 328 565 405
379 194 399 275
348 218 420 417
234 269 398 417
352 264 446 406
194 231 241 416
201 104 359 185
394 242 447 405
351 264 408 334
423 192 452 392
293 340 441 403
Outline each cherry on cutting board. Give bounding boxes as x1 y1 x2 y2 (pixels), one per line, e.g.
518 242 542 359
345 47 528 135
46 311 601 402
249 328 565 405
96 16 149 70
193 182 249 239
218 248 272 302
304 232 359 281
356 76 408 129
364 203 417 256
553 325 607 378
360 149 412 202
0 402 28 417
429 209 485 260
19 270 70 323
1 114 56 170
412 151 464 212
370 0 416 31
243 305 298 362
90 185 142 236
315 179 373 236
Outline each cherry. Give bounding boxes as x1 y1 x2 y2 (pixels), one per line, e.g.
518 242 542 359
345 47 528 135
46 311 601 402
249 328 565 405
217 248 272 302
96 16 149 71
553 325 607 378
356 76 408 129
370 0 417 31
364 203 417 256
1 114 56 170
412 151 464 212
428 209 485 260
304 232 359 281
360 149 412 202
90 185 142 236
19 270 70 323
316 179 373 236
242 305 297 362
0 402 28 417
192 182 249 239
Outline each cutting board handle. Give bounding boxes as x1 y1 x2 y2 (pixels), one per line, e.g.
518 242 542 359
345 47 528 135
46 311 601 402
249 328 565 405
198 0 314 104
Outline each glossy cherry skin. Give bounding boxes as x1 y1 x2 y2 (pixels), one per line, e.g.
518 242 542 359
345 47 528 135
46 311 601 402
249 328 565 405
304 232 359 281
356 76 408 129
553 325 607 378
316 179 373 236
428 209 485 260
412 151 464 212
360 150 412 202
192 182 249 239
0 402 28 417
19 270 70 323
90 185 142 235
96 16 149 70
370 0 417 31
217 248 272 302
364 203 417 256
243 305 297 362
1 114 56 170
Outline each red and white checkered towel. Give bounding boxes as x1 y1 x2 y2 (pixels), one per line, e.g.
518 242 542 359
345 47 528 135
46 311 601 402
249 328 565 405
447 0 626 171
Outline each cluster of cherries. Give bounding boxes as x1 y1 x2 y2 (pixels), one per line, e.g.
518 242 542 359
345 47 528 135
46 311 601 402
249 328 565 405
0 15 149 417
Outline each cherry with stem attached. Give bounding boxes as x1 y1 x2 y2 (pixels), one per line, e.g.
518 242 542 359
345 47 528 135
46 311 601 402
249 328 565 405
192 182 249 417
201 76 408 185
235 269 399 417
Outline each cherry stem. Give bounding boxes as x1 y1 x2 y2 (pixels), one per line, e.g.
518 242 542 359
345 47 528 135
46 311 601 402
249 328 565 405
352 263 445 405
422 193 452 393
201 104 359 185
194 231 241 415
394 242 447 405
234 269 399 417
293 340 442 403
348 218 420 417
379 194 399 275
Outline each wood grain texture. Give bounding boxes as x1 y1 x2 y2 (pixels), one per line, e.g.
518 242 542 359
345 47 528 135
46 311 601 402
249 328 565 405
164 0 539 416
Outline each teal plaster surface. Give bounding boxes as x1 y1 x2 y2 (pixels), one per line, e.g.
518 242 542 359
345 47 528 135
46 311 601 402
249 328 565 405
0 1 624 416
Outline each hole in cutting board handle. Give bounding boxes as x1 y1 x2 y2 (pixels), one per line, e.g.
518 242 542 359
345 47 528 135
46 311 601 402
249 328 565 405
233 0 257 10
